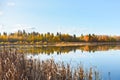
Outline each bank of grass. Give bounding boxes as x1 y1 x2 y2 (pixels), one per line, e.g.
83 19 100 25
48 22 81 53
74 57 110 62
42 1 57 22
0 48 101 80
0 41 120 47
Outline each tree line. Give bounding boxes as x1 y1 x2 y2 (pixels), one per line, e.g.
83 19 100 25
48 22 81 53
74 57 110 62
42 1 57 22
0 30 120 44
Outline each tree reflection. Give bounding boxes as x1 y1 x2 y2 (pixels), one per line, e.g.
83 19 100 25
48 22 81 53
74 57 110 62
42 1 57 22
0 45 120 54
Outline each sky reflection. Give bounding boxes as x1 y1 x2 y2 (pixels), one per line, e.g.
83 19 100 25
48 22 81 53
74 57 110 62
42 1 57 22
27 49 120 80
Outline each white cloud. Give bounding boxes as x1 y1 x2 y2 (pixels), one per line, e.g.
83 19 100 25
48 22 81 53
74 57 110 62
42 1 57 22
0 25 3 30
56 25 89 36
69 27 88 34
0 24 36 33
0 24 6 33
0 24 5 29
0 11 3 16
7 2 15 7
13 24 36 32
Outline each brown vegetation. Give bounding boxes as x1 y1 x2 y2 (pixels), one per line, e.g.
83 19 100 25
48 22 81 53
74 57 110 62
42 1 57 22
0 48 101 80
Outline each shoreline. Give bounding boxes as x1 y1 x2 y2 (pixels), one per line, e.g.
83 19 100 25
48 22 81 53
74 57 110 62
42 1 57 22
0 42 120 47
53 42 120 46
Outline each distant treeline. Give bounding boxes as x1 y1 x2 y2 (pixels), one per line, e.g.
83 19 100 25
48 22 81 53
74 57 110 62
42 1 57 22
0 30 120 43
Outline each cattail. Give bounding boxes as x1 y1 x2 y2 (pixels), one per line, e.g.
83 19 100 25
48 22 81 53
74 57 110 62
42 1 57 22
89 68 93 80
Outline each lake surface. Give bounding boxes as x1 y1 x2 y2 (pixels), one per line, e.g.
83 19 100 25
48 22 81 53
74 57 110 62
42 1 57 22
1 45 120 80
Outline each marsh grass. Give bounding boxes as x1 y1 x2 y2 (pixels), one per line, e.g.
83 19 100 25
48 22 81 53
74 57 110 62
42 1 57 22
0 48 101 80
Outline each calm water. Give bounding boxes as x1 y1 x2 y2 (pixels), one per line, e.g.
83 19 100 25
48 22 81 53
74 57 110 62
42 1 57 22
26 45 120 80
1 45 120 80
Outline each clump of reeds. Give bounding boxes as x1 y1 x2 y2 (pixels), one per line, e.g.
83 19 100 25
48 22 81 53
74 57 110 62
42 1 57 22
0 48 101 80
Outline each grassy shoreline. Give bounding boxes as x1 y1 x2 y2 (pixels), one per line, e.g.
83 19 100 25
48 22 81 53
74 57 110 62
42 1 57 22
0 42 120 47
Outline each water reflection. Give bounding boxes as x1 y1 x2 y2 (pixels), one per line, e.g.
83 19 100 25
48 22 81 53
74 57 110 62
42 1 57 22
0 45 120 54
1 45 120 80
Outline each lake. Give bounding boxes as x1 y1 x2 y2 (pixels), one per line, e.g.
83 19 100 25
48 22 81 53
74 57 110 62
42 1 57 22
1 45 120 80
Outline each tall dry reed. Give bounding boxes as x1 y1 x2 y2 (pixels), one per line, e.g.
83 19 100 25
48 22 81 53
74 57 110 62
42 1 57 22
0 48 101 80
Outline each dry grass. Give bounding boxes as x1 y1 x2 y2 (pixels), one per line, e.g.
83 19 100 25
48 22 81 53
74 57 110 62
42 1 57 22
0 48 101 80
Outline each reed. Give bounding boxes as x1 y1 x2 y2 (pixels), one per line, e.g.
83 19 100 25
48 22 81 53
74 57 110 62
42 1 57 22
0 48 101 80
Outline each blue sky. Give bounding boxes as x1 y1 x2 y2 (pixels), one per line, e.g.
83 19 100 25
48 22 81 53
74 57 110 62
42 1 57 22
0 0 120 35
